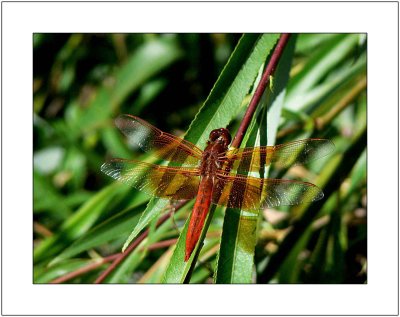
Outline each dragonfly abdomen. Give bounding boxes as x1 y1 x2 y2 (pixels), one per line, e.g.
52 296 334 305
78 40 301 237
185 175 214 261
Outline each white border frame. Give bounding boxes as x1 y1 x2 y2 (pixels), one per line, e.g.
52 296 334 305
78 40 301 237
2 2 399 315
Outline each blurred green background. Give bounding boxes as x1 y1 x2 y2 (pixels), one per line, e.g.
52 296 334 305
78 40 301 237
33 33 367 284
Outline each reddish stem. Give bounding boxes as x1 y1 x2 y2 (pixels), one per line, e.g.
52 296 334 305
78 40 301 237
231 33 291 148
145 238 178 251
50 254 119 284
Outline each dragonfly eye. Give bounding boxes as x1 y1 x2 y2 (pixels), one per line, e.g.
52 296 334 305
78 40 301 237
209 129 220 142
219 128 231 146
209 128 231 146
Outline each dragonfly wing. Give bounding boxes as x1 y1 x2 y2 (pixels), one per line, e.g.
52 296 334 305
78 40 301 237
220 139 335 174
101 159 201 200
212 173 324 211
115 114 203 166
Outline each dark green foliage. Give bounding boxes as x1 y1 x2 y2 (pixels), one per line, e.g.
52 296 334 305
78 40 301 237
34 33 367 284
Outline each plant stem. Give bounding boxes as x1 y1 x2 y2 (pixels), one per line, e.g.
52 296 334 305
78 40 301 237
50 254 119 284
231 33 291 148
144 238 178 251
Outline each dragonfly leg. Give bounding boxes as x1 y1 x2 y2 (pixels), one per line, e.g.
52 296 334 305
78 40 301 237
164 200 183 235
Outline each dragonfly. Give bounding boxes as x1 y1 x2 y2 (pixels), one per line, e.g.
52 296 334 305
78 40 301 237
101 114 334 261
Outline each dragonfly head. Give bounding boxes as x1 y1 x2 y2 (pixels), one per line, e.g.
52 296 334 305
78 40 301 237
209 128 231 147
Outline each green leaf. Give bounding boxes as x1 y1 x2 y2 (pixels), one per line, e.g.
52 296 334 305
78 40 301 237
49 203 146 265
285 34 359 111
106 247 146 283
71 37 182 135
293 53 366 115
295 34 338 54
114 39 180 106
277 229 312 283
34 183 131 263
106 206 187 283
132 79 167 115
121 198 167 252
162 206 218 283
34 259 92 283
33 171 71 219
216 211 259 283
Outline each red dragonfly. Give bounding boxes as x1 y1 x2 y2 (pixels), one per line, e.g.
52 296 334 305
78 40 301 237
101 115 334 261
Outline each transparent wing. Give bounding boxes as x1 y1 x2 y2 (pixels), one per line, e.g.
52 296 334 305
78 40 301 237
101 159 201 200
219 139 335 174
115 114 203 166
212 172 324 211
